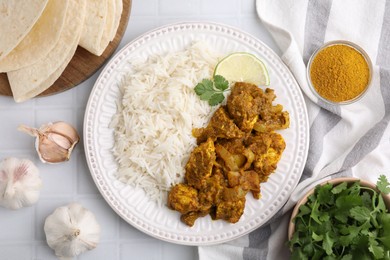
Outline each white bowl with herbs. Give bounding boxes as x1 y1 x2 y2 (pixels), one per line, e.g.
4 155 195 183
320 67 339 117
288 176 390 259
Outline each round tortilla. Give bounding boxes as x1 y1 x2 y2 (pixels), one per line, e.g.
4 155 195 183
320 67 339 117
79 0 108 56
99 0 116 54
0 0 48 60
13 41 79 103
0 0 69 72
110 0 123 41
79 0 121 56
7 0 87 103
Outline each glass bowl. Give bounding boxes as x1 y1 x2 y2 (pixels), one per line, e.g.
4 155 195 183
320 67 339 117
306 40 373 105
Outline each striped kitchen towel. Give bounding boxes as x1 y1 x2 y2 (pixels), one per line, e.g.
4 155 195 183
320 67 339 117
199 0 390 259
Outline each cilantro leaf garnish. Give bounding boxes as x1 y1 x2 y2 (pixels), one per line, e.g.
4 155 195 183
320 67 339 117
194 79 213 98
209 93 225 106
377 175 390 194
194 75 230 106
213 75 229 91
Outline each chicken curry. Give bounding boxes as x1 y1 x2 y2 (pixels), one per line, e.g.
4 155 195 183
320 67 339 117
168 82 290 226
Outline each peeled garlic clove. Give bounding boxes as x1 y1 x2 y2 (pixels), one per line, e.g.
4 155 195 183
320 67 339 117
44 203 101 259
0 157 42 210
18 121 80 163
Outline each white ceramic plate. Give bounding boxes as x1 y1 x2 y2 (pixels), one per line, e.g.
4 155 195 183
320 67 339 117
84 22 309 246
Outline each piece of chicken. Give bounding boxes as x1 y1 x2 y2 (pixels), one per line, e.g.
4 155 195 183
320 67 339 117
179 168 226 226
181 210 210 227
254 104 290 132
216 138 246 154
214 186 247 223
192 107 244 144
226 82 275 132
197 168 226 211
246 132 286 179
168 183 200 214
185 138 216 189
227 170 261 199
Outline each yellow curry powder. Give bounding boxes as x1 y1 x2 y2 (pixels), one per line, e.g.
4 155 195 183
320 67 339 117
309 44 370 103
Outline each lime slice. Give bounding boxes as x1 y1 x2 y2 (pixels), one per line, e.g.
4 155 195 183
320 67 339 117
214 52 270 86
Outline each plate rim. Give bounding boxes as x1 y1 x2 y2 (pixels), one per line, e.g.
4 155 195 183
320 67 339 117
84 21 310 246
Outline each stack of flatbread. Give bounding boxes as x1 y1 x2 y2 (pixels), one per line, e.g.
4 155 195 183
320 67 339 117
0 0 123 102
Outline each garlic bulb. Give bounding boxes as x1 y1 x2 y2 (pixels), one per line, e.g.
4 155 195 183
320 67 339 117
18 121 80 163
44 203 101 259
0 157 42 210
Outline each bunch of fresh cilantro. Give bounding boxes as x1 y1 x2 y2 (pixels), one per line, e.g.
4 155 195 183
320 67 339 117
289 175 390 260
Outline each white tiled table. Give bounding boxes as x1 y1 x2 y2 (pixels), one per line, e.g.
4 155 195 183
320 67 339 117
0 1 280 259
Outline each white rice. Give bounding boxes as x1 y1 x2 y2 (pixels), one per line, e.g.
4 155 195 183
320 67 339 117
111 41 220 205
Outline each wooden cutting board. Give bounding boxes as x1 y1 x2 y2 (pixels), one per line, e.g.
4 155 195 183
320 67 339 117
0 0 132 98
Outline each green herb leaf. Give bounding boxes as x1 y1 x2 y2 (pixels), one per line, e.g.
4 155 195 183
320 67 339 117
209 93 225 106
350 206 371 223
291 248 309 260
312 232 323 242
340 254 353 260
296 204 311 218
311 219 332 237
380 213 390 235
334 209 350 224
348 182 361 196
289 231 302 247
194 79 214 95
339 225 360 246
202 78 214 90
199 90 215 101
377 194 387 212
310 201 322 224
335 194 362 209
318 183 333 204
194 83 206 95
377 175 390 194
332 182 348 194
323 232 334 255
323 256 338 260
214 75 229 91
194 76 230 106
379 213 390 248
303 241 315 256
361 191 372 209
369 238 384 259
